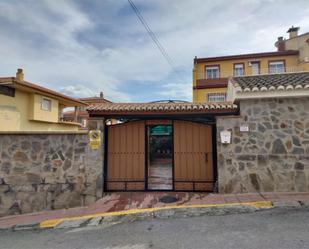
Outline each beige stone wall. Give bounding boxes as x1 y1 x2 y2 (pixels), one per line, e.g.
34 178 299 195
216 98 309 193
0 130 104 216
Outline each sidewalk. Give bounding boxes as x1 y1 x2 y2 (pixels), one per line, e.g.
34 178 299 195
1 192 308 229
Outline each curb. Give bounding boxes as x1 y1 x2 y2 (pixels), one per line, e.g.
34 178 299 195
39 201 273 229
0 201 274 231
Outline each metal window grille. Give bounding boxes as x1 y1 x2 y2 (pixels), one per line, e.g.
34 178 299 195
269 61 285 73
205 67 219 79
41 98 52 111
234 64 244 76
207 93 226 102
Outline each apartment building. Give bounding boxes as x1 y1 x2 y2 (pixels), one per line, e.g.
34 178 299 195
193 26 309 102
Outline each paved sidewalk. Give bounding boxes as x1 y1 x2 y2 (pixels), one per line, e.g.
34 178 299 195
0 192 309 229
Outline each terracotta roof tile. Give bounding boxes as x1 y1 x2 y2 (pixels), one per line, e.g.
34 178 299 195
79 97 112 103
87 101 237 114
231 72 309 93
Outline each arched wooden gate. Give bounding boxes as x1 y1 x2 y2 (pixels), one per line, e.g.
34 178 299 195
105 120 214 191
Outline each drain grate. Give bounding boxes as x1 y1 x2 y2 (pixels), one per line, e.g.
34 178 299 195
159 196 178 204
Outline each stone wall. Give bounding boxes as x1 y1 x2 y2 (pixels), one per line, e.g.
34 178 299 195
0 132 103 216
217 98 309 193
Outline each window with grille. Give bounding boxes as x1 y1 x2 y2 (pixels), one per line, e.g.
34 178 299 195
234 63 244 76
205 66 220 79
269 61 285 73
41 98 52 111
207 93 226 102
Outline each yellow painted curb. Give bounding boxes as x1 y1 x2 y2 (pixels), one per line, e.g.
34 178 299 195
39 201 273 228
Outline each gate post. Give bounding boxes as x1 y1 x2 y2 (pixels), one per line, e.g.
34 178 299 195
88 117 105 197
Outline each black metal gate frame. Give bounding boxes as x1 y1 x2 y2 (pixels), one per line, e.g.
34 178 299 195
103 115 220 193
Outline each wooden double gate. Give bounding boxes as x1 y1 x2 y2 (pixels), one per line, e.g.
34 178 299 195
105 120 214 191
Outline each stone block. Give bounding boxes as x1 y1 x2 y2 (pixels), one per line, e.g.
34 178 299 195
26 172 42 184
63 159 72 170
272 139 287 154
249 173 260 191
53 191 82 209
274 172 295 192
295 171 307 192
236 155 256 161
0 185 10 193
295 162 304 170
43 175 58 184
56 218 90 229
299 200 309 207
87 217 103 226
3 175 28 186
83 184 96 196
84 195 97 205
7 201 22 216
272 201 301 208
13 151 29 161
14 221 40 231
1 161 11 174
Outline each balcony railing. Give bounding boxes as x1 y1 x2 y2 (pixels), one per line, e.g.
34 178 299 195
195 66 304 80
194 78 229 89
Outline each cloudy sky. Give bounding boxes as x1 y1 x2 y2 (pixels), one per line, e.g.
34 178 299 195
0 0 309 102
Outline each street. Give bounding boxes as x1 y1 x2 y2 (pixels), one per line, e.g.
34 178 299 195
1 207 309 249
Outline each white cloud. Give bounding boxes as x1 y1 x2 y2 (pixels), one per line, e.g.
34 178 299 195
59 85 96 98
159 81 192 101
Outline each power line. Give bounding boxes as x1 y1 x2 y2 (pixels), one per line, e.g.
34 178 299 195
127 0 181 78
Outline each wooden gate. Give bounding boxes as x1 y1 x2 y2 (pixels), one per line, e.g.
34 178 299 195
173 120 214 191
106 121 145 191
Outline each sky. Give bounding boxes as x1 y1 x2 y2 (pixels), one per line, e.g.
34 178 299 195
0 0 309 102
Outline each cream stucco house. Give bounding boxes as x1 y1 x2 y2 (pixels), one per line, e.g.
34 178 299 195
0 69 87 132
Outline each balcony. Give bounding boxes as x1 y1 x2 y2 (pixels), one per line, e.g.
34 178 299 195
194 78 228 89
194 66 304 90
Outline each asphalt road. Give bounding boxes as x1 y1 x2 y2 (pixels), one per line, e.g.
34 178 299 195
1 207 309 249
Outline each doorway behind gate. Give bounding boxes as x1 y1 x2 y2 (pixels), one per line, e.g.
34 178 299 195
147 124 173 190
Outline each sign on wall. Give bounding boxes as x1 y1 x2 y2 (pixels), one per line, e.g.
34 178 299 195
240 124 249 132
220 130 231 144
88 130 101 150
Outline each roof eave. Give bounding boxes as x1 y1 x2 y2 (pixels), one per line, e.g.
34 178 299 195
79 98 113 103
88 109 238 117
234 89 309 100
12 79 87 107
195 50 299 63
